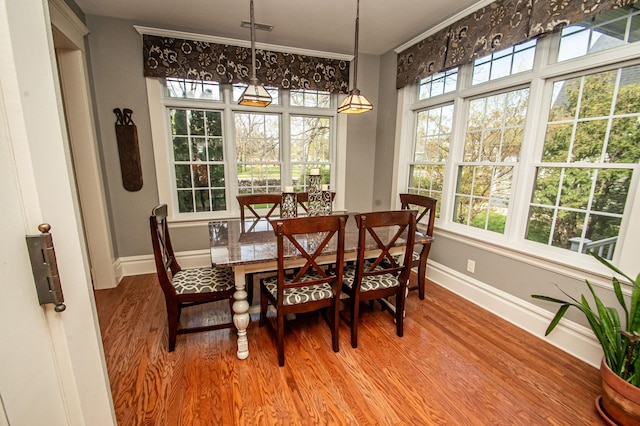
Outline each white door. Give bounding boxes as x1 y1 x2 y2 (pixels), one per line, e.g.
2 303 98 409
0 0 115 424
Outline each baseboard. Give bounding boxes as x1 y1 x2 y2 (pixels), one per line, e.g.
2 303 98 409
116 250 211 279
427 260 603 369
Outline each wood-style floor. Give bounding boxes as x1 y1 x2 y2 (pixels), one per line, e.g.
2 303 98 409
94 273 606 425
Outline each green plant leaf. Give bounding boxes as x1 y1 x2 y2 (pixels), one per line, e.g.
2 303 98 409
545 304 570 335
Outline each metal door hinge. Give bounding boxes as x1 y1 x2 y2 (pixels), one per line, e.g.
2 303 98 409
26 223 66 312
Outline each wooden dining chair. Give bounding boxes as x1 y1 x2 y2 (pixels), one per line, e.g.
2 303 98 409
259 214 348 366
237 193 282 232
237 193 283 304
150 204 235 351
341 210 416 348
399 193 437 300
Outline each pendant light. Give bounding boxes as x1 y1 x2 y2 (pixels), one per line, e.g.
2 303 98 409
238 0 272 107
337 0 373 114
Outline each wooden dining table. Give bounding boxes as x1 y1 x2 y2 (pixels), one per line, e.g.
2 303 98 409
209 213 433 360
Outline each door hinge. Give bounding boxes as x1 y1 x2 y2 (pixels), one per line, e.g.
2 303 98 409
26 223 66 312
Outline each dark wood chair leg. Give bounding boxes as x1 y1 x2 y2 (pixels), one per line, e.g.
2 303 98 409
167 303 179 352
396 291 405 338
332 301 340 353
277 312 285 366
259 284 268 327
350 300 359 348
245 273 254 305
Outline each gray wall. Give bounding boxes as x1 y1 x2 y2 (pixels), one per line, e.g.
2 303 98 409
372 50 399 211
344 53 380 214
84 15 382 257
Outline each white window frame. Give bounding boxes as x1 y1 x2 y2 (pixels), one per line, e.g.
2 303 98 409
146 78 347 222
395 26 640 276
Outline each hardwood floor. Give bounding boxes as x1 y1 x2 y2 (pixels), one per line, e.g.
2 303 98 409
94 273 606 425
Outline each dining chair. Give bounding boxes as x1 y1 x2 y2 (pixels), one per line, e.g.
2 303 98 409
341 210 416 348
295 191 336 214
237 193 282 304
259 214 348 366
399 193 436 300
150 204 235 351
237 193 282 232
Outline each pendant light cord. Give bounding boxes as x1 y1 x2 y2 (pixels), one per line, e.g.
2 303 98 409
250 0 257 83
352 0 360 90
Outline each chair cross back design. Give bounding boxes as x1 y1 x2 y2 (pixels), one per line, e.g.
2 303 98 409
362 219 410 274
237 193 282 232
342 210 416 348
150 204 235 351
399 193 437 300
259 214 348 366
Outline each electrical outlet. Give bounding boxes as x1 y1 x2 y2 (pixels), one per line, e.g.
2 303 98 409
467 259 475 273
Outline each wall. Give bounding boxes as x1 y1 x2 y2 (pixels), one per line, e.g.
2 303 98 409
344 53 380 213
84 15 381 258
372 50 399 211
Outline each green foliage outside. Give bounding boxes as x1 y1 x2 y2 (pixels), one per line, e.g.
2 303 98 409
526 65 640 253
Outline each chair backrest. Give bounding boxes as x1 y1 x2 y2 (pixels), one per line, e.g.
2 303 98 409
353 210 417 283
296 191 336 214
399 193 436 237
237 193 282 232
270 214 348 301
150 204 180 298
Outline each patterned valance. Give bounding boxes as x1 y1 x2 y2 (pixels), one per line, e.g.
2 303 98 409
143 35 350 94
397 0 636 89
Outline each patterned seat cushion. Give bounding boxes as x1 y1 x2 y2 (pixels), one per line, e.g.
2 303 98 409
393 252 420 263
343 262 400 292
172 266 235 295
263 272 334 305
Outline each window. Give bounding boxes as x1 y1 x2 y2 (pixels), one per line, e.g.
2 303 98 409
407 104 454 215
157 78 338 219
558 3 640 62
290 116 331 190
418 69 458 100
454 89 529 233
235 113 281 195
403 3 640 264
472 40 536 85
169 109 226 213
526 65 640 257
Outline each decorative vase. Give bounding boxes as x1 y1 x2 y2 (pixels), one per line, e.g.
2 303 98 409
281 187 297 218
307 169 322 216
321 184 332 215
598 357 640 425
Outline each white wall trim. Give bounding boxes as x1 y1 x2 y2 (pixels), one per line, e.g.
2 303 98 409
427 260 603 368
48 0 89 50
134 25 353 62
117 249 211 278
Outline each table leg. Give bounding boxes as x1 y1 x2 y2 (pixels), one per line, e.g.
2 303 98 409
232 267 250 359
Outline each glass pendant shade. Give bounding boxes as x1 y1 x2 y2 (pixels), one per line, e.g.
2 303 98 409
337 88 373 114
238 79 272 107
239 0 271 107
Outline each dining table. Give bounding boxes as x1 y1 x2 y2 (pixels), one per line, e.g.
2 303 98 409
209 213 433 360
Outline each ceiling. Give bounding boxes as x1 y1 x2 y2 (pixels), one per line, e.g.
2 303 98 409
73 0 483 56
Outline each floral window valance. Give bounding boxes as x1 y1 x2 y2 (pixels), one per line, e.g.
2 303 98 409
397 0 636 89
143 34 350 94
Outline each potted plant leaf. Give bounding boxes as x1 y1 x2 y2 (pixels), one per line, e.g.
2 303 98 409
531 252 640 425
